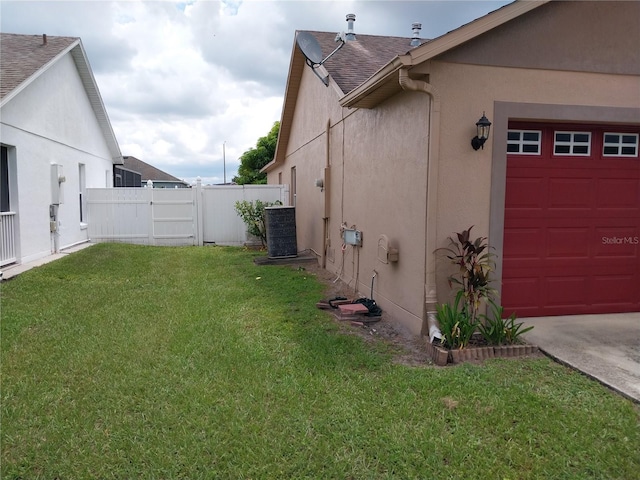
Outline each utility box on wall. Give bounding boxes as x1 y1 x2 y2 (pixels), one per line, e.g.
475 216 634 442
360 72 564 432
51 164 65 204
343 229 362 247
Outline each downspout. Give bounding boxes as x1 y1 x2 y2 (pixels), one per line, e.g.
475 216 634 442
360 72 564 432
399 68 442 342
321 119 331 268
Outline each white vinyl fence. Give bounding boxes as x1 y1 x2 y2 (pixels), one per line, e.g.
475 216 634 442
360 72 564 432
87 180 289 246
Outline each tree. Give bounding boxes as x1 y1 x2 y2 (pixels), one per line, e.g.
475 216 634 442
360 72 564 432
233 121 279 185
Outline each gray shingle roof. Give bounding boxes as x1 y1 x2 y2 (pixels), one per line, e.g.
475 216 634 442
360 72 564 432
306 31 425 94
1 33 79 101
1 32 123 163
122 156 188 185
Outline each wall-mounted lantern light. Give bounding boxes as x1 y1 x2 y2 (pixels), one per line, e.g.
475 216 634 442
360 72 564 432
471 112 492 150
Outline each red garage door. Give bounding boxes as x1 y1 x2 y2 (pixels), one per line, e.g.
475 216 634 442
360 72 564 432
502 123 640 317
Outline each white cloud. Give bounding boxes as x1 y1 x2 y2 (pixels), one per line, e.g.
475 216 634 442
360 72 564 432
1 0 510 185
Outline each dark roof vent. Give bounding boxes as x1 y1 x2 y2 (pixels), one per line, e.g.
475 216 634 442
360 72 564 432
346 14 356 41
42 34 47 45
410 23 422 46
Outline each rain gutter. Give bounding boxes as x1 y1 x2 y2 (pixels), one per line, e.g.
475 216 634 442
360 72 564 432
398 68 442 341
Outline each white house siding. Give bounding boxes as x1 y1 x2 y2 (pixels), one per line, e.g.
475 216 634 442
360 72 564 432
0 52 114 264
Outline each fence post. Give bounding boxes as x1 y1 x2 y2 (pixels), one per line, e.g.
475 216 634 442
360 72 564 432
195 177 203 246
147 180 154 245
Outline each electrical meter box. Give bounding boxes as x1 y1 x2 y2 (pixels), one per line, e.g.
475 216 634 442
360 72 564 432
51 164 65 205
343 229 362 247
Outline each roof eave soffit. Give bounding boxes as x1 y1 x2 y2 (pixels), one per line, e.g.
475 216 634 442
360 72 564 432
69 42 123 164
339 56 410 109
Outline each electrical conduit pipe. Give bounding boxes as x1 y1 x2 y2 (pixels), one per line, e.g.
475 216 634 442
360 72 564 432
321 119 331 269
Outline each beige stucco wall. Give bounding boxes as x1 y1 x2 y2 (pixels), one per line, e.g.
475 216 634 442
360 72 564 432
428 60 640 304
439 0 640 76
269 66 433 334
270 1 640 336
331 91 430 332
432 62 640 235
277 66 342 255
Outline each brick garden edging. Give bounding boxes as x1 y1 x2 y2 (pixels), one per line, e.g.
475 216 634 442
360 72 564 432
424 339 539 366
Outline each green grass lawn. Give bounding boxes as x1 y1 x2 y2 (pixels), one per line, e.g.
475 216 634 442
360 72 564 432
1 243 638 479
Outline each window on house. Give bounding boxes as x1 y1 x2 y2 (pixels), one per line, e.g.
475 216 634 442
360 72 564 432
507 130 542 154
603 133 639 157
290 166 296 207
1 146 9 212
79 163 86 223
554 131 591 156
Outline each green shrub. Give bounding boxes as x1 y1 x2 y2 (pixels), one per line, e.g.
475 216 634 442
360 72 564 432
436 293 476 350
478 300 533 345
234 199 281 246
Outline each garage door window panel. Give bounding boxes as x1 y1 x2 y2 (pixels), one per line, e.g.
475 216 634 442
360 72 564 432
554 131 591 156
603 133 639 157
507 130 542 155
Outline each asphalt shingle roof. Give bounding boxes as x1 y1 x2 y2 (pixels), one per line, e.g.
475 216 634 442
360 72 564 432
306 31 425 94
0 33 79 101
122 156 187 184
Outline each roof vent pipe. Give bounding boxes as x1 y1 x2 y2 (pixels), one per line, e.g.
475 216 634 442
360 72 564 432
410 23 422 46
42 34 47 45
345 14 356 41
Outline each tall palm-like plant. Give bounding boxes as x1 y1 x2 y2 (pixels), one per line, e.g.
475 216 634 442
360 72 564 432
437 226 496 324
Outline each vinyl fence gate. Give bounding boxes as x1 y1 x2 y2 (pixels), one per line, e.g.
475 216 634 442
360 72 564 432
86 181 289 246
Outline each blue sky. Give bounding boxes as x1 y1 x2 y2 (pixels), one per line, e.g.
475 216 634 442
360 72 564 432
1 0 510 184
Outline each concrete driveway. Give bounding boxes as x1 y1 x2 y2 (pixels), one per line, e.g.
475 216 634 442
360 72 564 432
521 313 640 403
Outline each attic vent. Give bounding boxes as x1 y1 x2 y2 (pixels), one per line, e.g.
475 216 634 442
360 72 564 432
410 23 422 46
346 14 356 41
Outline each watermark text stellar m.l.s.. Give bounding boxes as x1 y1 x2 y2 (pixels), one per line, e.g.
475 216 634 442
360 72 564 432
602 236 639 245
